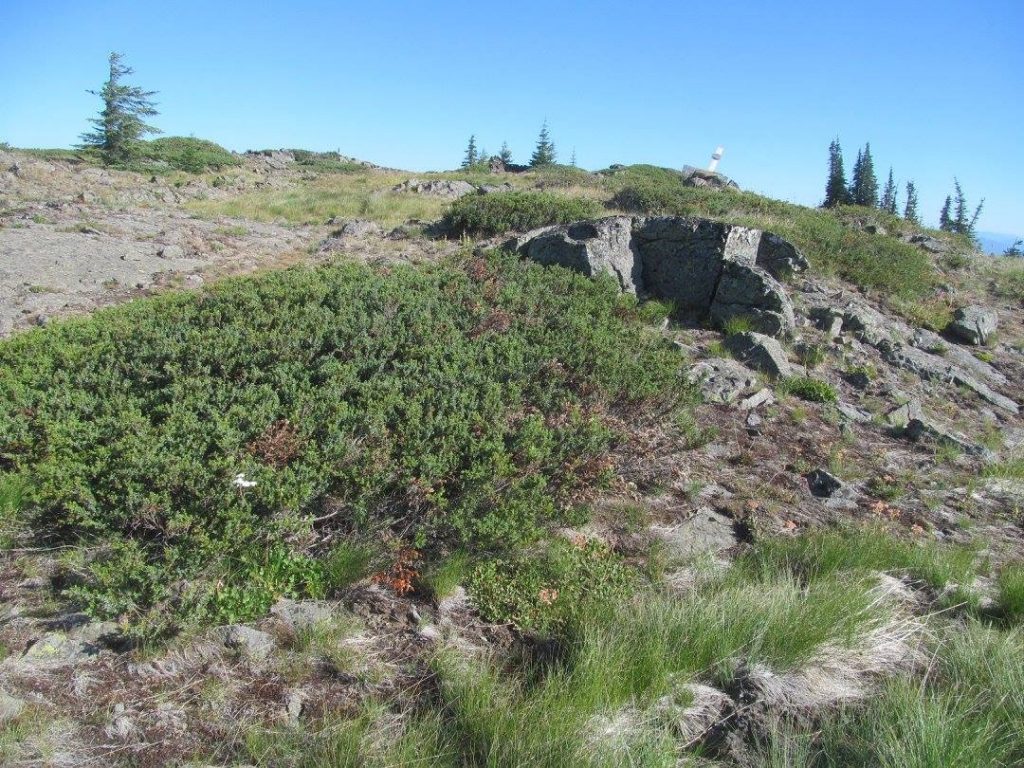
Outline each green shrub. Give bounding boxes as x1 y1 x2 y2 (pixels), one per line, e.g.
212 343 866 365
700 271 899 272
468 538 634 633
0 252 684 633
441 191 602 237
998 564 1024 625
139 136 240 172
777 376 838 403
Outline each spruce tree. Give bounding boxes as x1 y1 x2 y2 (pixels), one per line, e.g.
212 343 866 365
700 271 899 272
569 147 577 167
853 143 878 207
530 120 556 167
903 181 920 224
881 168 898 215
499 141 513 164
939 196 953 231
79 52 160 165
461 135 478 169
823 139 850 208
848 148 863 205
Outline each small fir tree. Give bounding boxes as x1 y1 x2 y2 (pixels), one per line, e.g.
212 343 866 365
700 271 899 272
1003 239 1023 258
881 168 898 215
903 181 919 224
951 178 984 239
79 52 160 165
823 139 851 208
499 141 513 164
848 148 863 205
461 135 478 169
530 120 556 167
939 195 953 231
569 147 577 167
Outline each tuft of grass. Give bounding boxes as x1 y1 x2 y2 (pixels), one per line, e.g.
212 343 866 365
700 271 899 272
441 190 603 237
418 550 471 601
321 541 378 595
997 564 1024 625
777 376 838 403
818 622 1024 767
0 474 28 549
721 314 755 337
739 524 980 592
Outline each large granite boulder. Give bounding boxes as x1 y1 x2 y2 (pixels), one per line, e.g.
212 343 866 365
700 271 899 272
511 215 805 337
513 217 641 293
947 305 998 346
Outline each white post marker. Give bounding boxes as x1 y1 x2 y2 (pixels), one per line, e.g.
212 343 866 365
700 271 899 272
708 146 724 173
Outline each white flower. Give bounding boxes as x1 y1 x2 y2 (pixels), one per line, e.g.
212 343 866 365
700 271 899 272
233 473 257 489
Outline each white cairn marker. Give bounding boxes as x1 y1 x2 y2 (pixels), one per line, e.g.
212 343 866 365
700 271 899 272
707 146 724 173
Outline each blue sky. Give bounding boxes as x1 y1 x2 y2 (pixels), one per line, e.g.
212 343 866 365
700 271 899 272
2 0 1022 235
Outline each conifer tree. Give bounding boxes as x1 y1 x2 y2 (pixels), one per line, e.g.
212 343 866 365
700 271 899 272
499 141 513 164
79 52 160 165
478 146 489 162
848 148 863 205
903 181 920 224
530 120 556 167
951 178 984 239
939 196 953 231
569 147 577 167
461 135 478 169
823 139 850 208
851 143 878 207
881 168 898 215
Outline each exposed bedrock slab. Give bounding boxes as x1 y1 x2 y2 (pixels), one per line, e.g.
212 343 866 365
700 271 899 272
511 215 806 336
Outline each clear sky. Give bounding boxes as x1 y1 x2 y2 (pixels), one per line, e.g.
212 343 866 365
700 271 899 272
2 0 1021 235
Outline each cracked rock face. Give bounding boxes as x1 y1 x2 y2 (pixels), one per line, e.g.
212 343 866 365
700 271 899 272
511 215 806 337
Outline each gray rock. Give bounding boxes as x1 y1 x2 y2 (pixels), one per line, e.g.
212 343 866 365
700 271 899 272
807 469 843 498
947 306 998 346
885 399 924 429
650 508 738 560
710 262 795 337
738 387 774 411
687 358 759 404
20 626 113 667
836 401 872 423
393 178 476 198
903 233 951 254
218 625 276 660
842 302 904 347
157 244 185 259
681 167 739 191
513 217 641 293
905 418 995 459
333 219 383 238
513 216 803 337
0 689 26 724
879 341 1018 415
270 598 335 632
811 307 845 338
478 183 514 195
911 328 1006 386
724 332 794 378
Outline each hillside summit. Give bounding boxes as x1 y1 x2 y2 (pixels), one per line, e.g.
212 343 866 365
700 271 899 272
1 146 1023 766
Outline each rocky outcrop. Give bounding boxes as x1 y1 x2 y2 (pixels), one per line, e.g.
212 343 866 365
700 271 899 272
514 217 641 293
511 216 807 337
724 332 794 378
392 178 477 198
947 306 998 346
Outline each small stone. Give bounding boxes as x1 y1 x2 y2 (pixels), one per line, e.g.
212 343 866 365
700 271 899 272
724 332 794 378
270 599 334 632
219 625 276 660
738 387 774 411
807 469 843 498
157 244 185 259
